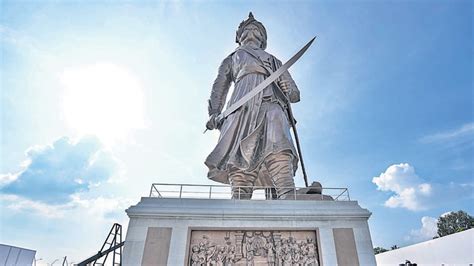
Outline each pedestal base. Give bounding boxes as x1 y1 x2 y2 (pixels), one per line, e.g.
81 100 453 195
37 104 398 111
123 198 376 266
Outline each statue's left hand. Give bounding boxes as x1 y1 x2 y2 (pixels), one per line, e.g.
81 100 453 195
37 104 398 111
278 80 291 94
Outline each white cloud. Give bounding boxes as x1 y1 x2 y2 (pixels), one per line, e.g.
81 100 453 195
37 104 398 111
1 193 132 220
372 163 432 211
71 195 133 220
0 173 18 186
405 216 438 243
0 194 68 218
419 123 474 171
1 193 133 265
420 122 474 143
0 136 120 204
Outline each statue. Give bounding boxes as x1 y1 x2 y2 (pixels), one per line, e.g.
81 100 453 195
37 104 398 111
204 12 302 199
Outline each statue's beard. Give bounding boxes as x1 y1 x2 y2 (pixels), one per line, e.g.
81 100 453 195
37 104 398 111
241 30 263 47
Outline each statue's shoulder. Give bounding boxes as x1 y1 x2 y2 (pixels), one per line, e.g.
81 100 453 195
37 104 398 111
233 47 248 57
219 52 235 66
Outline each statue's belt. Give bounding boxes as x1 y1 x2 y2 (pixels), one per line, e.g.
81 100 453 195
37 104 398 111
235 65 268 83
235 65 288 108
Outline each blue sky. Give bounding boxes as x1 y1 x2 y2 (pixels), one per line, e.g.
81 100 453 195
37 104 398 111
0 0 472 263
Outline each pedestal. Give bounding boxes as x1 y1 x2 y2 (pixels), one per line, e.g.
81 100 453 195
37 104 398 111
122 197 376 265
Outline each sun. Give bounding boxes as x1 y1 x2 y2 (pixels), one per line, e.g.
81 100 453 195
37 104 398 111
61 63 145 144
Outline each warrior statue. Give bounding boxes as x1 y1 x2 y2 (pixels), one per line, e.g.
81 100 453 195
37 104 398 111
205 12 301 199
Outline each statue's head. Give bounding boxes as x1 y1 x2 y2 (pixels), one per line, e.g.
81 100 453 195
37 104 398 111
236 12 267 50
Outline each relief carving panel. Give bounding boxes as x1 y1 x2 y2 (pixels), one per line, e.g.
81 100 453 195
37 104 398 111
188 230 319 266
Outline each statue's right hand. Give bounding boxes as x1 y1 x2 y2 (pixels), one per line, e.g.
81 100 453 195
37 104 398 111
206 113 222 130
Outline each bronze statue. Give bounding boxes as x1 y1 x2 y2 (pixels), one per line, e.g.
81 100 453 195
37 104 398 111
205 12 304 199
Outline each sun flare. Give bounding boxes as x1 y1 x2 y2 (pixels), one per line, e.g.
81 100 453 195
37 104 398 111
61 63 145 144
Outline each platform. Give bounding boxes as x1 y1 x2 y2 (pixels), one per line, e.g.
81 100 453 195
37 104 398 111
122 184 376 266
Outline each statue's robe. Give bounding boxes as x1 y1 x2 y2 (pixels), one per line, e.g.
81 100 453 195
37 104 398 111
205 45 300 186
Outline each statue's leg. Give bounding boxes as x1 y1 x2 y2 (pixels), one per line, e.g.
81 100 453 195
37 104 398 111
229 167 257 199
264 152 296 199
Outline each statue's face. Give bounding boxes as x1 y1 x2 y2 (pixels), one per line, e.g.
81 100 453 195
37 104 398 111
239 23 263 47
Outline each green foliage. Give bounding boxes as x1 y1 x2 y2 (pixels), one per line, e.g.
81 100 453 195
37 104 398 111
390 245 399 250
437 210 474 237
373 246 388 255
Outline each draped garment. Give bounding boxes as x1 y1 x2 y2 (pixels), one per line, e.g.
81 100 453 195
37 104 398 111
205 45 300 186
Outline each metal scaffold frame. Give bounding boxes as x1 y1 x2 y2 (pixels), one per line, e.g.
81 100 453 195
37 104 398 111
77 223 124 266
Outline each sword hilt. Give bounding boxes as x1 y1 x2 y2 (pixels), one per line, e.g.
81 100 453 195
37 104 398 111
204 113 225 133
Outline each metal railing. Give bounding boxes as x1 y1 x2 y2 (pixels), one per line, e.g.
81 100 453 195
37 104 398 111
149 183 350 201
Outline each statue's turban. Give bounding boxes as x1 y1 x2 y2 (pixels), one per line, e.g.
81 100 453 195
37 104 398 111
235 12 267 50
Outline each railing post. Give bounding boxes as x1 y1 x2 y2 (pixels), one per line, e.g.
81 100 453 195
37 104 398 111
347 188 350 201
179 185 183 198
209 186 212 199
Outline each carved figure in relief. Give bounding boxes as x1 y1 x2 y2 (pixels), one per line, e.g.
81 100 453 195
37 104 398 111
205 12 301 200
282 250 292 266
215 246 226 266
264 237 275 265
190 235 219 266
252 233 266 256
289 237 299 252
292 251 301 264
304 238 318 266
274 241 283 266
208 257 217 266
226 245 237 265
244 238 255 266
191 245 203 266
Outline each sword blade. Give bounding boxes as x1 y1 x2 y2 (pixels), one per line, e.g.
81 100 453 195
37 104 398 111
218 36 316 121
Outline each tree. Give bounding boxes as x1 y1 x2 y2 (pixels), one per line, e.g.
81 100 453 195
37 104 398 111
373 247 388 255
437 210 474 237
390 245 399 250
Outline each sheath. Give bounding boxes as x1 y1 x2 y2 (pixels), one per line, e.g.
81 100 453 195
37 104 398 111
205 45 300 186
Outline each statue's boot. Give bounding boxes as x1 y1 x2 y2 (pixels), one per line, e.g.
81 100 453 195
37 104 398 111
229 168 257 199
265 152 296 199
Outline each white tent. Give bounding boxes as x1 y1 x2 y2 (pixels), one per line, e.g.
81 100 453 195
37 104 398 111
0 244 36 266
376 228 474 265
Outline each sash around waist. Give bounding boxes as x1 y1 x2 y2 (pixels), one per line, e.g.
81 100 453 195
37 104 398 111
235 65 268 83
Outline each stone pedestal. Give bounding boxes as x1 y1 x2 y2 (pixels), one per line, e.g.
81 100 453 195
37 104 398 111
123 197 376 266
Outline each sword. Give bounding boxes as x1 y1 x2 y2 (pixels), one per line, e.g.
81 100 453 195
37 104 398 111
221 36 315 122
204 36 316 133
